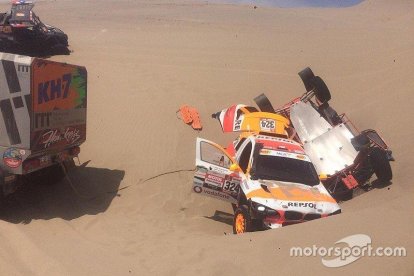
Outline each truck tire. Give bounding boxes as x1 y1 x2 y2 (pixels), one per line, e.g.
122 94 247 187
32 164 65 186
370 147 392 182
48 164 67 185
233 205 252 234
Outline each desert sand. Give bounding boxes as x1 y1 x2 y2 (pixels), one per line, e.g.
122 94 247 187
0 0 412 275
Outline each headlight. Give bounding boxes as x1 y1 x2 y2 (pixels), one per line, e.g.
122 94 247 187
254 203 278 216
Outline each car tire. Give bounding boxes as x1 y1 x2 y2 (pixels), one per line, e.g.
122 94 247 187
311 76 331 103
370 147 392 182
298 67 315 92
254 93 275 113
233 205 252 234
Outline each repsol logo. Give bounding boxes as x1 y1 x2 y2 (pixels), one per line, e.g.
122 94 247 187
288 202 317 209
38 73 72 104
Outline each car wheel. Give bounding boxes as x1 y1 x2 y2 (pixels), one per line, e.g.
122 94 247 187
370 147 392 182
233 205 252 234
311 76 331 103
298 67 315 92
254 93 275 113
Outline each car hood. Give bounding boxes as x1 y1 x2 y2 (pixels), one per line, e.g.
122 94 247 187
244 179 340 215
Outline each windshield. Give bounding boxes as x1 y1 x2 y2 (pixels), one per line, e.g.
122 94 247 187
252 154 320 186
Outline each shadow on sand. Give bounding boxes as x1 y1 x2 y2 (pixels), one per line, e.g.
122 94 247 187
205 210 234 226
0 162 124 224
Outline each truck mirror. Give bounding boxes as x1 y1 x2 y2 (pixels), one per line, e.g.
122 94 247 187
229 163 240 172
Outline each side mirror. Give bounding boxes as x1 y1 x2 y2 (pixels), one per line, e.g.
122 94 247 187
229 163 241 172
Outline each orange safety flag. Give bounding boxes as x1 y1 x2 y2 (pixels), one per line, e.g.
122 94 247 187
178 105 202 130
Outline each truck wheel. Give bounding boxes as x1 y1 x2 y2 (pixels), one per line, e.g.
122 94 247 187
370 147 392 182
49 164 66 184
33 164 65 185
233 205 252 234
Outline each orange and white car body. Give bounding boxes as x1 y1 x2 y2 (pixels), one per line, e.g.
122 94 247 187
193 134 341 229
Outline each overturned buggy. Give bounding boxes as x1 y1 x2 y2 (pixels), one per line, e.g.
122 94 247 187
253 67 394 199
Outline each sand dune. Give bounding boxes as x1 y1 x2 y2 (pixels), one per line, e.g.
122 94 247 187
0 0 412 275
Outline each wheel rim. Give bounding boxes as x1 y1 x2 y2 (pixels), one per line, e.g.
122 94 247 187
235 213 245 234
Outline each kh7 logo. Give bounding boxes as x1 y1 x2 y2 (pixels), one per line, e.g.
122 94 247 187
37 73 72 104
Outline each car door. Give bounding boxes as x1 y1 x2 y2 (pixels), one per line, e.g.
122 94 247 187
193 138 243 204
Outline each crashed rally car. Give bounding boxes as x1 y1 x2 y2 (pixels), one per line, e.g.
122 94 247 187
0 1 69 56
193 107 341 234
192 67 393 234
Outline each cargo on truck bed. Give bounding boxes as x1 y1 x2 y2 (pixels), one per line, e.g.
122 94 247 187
0 52 87 196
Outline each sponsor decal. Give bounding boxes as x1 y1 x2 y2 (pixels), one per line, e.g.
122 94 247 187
203 189 230 200
38 126 82 149
41 129 61 148
210 166 228 174
288 202 317 209
205 173 225 187
33 61 87 113
37 73 72 104
64 127 81 144
260 149 311 162
3 148 22 168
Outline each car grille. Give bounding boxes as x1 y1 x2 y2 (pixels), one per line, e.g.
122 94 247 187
282 221 302 227
304 213 321 221
284 211 303 220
